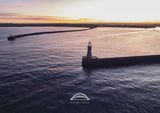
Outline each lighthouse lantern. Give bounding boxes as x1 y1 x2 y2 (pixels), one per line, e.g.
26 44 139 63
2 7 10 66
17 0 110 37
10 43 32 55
87 42 92 57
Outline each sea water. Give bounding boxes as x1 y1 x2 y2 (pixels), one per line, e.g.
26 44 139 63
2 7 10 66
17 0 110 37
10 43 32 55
0 27 160 113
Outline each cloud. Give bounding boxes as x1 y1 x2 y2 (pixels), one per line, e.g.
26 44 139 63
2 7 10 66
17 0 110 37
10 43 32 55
0 13 96 23
21 16 69 20
0 4 24 8
0 12 23 16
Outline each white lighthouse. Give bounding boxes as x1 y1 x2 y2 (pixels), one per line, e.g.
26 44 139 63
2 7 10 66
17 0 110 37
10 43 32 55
87 42 92 57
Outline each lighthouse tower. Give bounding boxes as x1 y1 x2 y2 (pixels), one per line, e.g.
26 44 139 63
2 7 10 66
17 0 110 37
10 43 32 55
82 42 97 67
87 42 92 57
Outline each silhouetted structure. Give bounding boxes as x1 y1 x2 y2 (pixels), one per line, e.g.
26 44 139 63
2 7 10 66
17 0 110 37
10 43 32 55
82 42 160 68
87 42 92 57
82 42 98 67
7 28 91 40
8 34 16 40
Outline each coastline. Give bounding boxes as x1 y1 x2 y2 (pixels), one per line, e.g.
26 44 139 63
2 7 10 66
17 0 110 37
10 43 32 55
0 23 160 28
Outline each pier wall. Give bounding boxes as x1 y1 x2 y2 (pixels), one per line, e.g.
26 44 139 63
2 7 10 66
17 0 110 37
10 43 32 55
82 55 160 68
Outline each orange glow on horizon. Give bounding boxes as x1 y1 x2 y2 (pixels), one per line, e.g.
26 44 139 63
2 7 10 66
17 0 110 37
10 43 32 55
1 16 160 24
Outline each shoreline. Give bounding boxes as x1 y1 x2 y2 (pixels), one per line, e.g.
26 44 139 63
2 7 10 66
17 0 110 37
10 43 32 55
1 23 160 28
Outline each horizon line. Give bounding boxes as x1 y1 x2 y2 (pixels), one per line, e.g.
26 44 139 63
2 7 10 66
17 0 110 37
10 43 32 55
1 22 160 24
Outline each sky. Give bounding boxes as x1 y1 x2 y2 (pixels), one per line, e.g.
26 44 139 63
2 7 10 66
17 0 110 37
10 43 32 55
0 0 160 23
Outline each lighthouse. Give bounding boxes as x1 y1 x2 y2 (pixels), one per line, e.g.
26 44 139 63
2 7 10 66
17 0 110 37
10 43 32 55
82 42 98 67
87 42 92 57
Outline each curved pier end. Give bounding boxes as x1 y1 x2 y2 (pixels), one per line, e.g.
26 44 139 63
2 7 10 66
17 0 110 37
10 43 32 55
82 42 160 68
8 34 16 40
82 56 98 67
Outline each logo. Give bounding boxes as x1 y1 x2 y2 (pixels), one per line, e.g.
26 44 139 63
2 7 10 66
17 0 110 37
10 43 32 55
70 93 90 104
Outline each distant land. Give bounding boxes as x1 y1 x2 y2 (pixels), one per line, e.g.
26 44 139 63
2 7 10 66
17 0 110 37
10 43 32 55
0 23 160 28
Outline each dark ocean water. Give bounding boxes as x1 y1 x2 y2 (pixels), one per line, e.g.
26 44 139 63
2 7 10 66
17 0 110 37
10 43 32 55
1 27 160 113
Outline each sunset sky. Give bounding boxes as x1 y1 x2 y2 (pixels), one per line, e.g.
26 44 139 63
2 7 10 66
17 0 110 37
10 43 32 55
0 0 160 23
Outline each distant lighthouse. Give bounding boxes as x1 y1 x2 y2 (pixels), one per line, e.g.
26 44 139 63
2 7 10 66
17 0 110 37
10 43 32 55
87 42 92 57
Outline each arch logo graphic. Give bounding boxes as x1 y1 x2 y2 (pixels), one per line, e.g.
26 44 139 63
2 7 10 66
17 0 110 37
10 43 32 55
70 93 90 104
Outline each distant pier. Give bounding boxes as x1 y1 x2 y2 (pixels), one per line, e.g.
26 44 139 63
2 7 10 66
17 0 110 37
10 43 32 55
7 28 93 40
82 42 160 68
